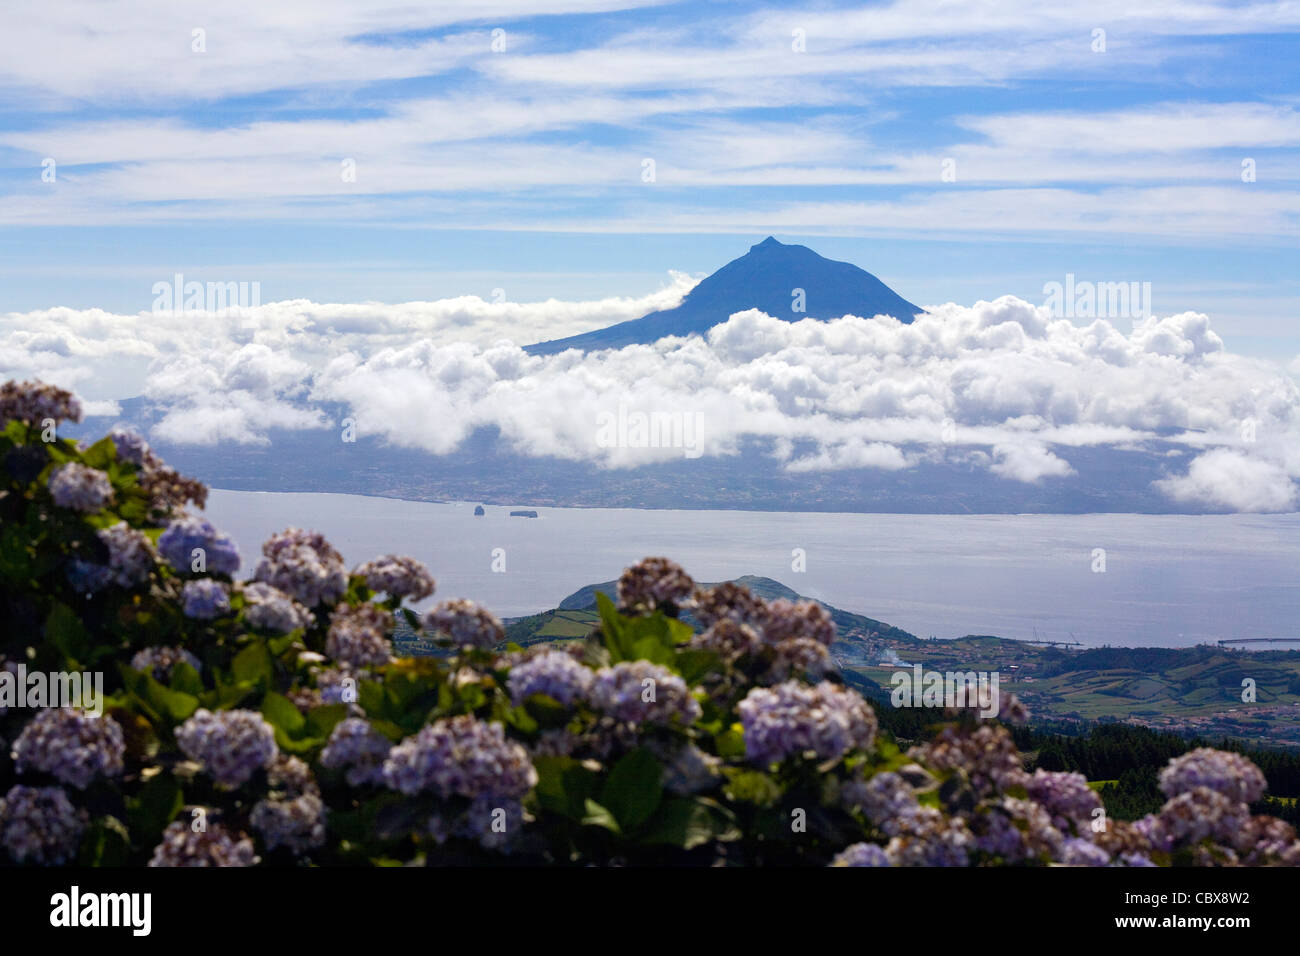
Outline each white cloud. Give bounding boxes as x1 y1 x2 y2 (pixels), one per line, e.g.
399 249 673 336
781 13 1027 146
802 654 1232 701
3 3 1298 244
784 439 910 473
4 286 1297 509
0 2 670 102
0 271 697 386
989 441 1076 483
1154 448 1298 512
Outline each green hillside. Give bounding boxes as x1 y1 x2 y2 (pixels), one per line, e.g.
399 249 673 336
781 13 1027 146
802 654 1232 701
501 575 1300 747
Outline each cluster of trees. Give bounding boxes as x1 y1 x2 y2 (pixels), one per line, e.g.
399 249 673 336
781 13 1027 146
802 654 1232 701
862 694 1300 824
1027 723 1300 822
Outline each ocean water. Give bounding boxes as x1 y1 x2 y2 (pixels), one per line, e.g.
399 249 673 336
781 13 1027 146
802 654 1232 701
204 490 1300 648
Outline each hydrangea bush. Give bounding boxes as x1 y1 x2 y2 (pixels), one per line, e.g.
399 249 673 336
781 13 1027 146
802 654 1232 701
0 379 1297 867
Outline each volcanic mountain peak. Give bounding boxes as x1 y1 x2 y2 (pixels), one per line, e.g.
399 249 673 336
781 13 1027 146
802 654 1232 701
525 237 922 355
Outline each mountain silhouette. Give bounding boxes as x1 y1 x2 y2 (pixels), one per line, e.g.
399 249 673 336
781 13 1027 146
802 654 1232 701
525 236 922 355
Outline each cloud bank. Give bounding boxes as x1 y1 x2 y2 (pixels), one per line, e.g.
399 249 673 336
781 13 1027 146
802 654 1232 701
2 288 1297 512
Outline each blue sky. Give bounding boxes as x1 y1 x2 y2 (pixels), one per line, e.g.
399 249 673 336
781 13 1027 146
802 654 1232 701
2 1 1299 356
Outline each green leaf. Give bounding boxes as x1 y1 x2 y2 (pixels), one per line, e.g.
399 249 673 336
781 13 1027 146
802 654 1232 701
580 798 621 834
169 661 204 697
724 769 781 807
44 603 90 666
664 616 695 646
79 815 131 866
80 437 116 470
600 748 663 832
369 718 405 743
267 633 297 656
262 691 307 737
0 523 32 580
595 591 629 659
385 670 428 713
532 756 597 821
358 679 386 717
503 704 538 735
674 648 720 684
523 692 570 727
117 667 162 725
117 496 147 525
614 611 690 666
639 797 721 850
305 703 347 740
214 679 255 710
232 639 273 687
126 772 183 841
715 724 746 760
629 634 676 666
142 675 200 725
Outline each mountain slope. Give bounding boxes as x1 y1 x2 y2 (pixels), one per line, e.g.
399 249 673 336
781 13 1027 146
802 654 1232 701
525 237 922 355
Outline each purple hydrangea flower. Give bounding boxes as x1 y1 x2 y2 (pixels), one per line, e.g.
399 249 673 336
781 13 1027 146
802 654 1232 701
176 709 277 787
972 797 1063 864
149 820 258 867
1158 748 1267 805
355 554 435 602
131 646 202 682
98 521 157 588
842 771 926 837
738 680 876 766
325 603 393 668
0 381 81 424
831 842 892 867
240 581 314 634
689 618 763 662
47 463 113 512
158 515 241 576
421 599 504 648
1026 769 1102 833
181 578 231 620
762 598 836 647
250 756 326 853
382 715 536 802
64 523 156 595
11 709 125 790
253 528 347 607
616 557 695 613
1060 837 1111 867
1157 786 1250 848
885 817 973 867
506 650 593 706
108 427 150 467
320 718 392 787
589 661 700 726
0 785 85 864
908 724 1027 797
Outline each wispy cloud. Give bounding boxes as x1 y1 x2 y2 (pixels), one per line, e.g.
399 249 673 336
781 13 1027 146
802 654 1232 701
3 2 1299 240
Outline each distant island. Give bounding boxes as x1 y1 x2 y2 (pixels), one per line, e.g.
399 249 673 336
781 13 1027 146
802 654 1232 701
524 236 921 355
